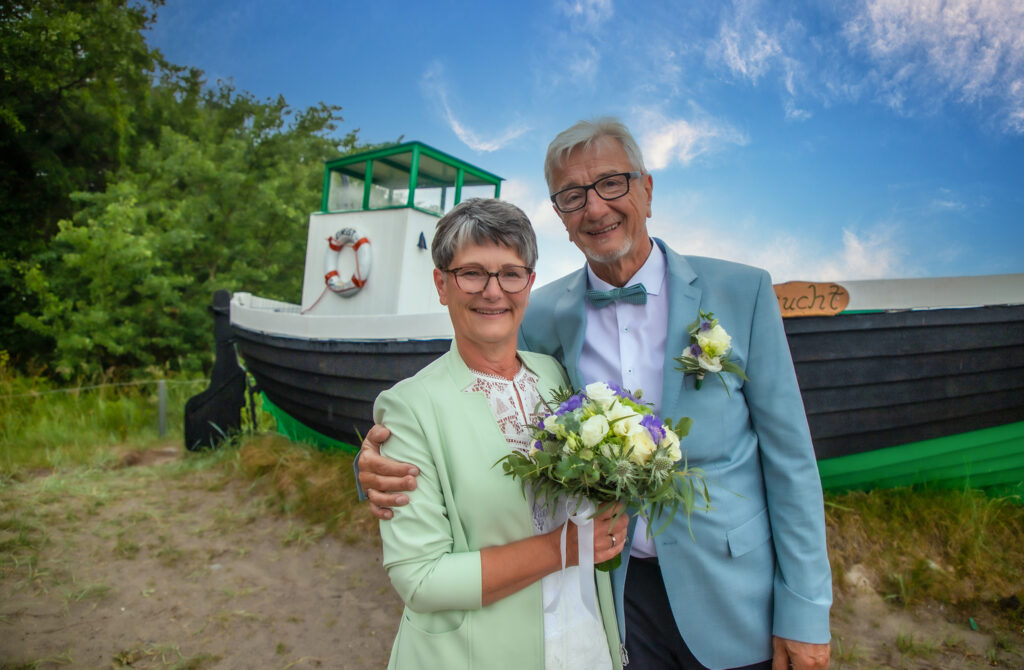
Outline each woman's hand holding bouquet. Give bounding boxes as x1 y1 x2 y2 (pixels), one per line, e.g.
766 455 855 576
500 381 710 571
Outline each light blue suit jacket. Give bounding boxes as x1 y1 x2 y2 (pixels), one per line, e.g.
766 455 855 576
519 239 831 669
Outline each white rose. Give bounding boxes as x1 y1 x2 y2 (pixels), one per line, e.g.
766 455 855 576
660 429 682 462
580 414 610 448
697 352 723 373
606 402 642 437
585 381 617 411
545 418 567 439
626 430 658 466
696 324 731 358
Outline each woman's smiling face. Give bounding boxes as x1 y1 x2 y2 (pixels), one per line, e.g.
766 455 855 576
434 241 535 353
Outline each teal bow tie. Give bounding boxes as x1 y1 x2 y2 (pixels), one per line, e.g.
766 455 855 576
586 283 648 308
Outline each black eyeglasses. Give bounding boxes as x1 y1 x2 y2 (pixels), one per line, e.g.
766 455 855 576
549 171 644 213
444 265 534 294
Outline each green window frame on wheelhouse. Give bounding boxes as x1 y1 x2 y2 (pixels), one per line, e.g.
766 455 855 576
321 141 503 216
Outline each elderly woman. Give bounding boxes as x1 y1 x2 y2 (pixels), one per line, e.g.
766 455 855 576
375 198 627 670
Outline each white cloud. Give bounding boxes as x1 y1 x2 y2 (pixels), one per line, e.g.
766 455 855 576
633 109 748 170
809 228 909 281
420 62 530 152
930 198 966 212
704 0 816 121
649 197 912 282
558 0 614 32
717 25 782 84
844 0 1024 132
543 2 608 88
784 99 812 121
565 42 602 83
499 178 583 287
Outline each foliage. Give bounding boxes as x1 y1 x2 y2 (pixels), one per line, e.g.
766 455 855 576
2 0 384 376
0 0 162 361
499 382 708 569
233 434 376 540
0 358 203 474
826 487 1024 613
17 75 360 376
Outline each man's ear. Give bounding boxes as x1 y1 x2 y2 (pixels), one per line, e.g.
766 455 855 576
643 173 654 218
433 268 448 305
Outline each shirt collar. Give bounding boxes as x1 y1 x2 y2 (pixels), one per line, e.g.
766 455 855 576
585 239 666 295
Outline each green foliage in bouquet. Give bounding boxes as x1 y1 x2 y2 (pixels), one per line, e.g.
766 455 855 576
498 383 711 570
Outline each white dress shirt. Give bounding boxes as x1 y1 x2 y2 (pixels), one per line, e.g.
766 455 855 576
578 242 669 558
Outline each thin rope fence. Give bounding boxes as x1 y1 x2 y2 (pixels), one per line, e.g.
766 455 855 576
0 378 208 400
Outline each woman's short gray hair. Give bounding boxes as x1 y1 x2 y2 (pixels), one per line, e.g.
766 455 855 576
543 117 646 190
431 198 538 270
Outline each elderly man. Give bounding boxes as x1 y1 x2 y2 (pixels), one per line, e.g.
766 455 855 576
358 118 832 670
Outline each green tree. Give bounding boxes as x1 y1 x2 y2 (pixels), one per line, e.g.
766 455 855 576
19 78 365 377
0 0 161 361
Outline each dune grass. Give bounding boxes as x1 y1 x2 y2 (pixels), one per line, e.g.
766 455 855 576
826 486 1024 637
0 362 206 474
226 433 376 541
2 365 1021 656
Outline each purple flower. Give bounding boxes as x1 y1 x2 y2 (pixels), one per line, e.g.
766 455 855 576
534 440 543 450
700 319 713 332
688 343 703 358
556 393 584 415
605 382 639 403
641 414 666 442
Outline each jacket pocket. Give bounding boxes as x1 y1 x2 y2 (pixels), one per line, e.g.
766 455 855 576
391 609 470 669
726 507 772 558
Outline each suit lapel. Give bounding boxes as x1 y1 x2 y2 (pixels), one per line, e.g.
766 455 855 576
658 240 701 418
552 268 589 389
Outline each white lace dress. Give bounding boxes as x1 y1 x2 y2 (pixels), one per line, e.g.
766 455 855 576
466 363 613 670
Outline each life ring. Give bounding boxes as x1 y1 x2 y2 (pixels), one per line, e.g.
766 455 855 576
324 228 371 297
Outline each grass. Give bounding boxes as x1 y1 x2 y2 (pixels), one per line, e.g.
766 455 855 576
826 485 1024 662
895 631 936 657
226 433 376 539
826 488 1024 610
2 369 1022 666
0 362 206 474
111 644 220 669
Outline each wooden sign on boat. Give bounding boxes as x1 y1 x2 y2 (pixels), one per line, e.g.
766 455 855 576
773 281 850 317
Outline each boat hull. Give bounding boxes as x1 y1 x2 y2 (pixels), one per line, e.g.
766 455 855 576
232 327 450 448
231 302 1024 493
784 305 1024 460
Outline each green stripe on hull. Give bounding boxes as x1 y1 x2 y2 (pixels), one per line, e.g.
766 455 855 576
262 390 1023 494
818 421 1024 496
262 393 359 454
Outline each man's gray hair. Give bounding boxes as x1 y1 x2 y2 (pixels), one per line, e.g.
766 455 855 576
431 198 538 270
544 117 647 191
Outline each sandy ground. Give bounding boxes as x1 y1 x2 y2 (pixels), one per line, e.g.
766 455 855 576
1 448 1020 669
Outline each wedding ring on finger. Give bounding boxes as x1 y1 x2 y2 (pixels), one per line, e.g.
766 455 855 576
610 534 617 546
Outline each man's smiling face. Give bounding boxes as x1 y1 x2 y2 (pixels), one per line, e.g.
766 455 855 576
550 136 653 282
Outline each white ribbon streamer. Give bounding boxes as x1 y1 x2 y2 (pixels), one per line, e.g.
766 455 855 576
543 498 600 621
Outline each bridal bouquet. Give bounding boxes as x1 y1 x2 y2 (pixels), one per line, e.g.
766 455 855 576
498 381 710 570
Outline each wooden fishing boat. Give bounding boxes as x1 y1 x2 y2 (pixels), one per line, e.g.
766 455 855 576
779 275 1024 494
210 141 496 449
187 142 1024 495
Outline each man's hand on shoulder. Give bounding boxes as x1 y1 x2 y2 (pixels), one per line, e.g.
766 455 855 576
357 424 419 520
773 636 830 670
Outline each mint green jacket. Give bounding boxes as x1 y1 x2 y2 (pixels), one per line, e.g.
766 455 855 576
374 343 622 670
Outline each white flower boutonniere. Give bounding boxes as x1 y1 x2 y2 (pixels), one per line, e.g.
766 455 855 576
674 310 749 393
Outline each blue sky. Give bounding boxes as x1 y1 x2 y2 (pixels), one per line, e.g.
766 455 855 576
146 0 1024 287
